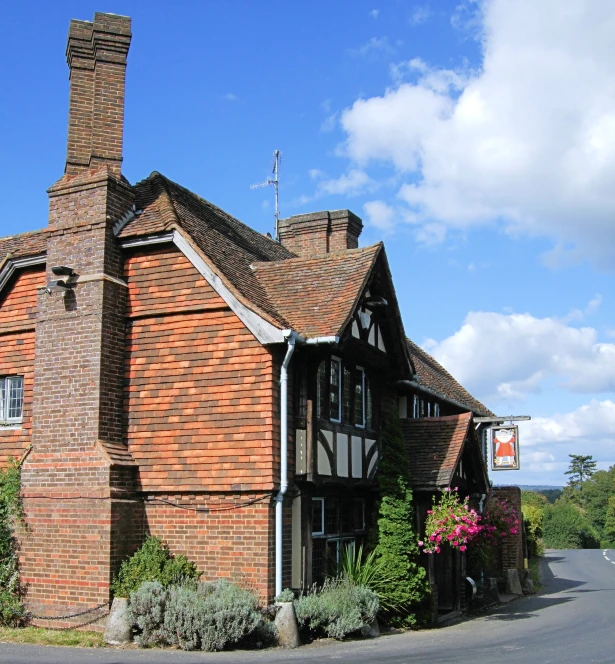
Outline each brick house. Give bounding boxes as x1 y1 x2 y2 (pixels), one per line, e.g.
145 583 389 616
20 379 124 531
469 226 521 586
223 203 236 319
0 12 499 624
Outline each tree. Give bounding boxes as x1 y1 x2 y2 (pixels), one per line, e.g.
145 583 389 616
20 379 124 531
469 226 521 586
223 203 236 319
542 501 599 550
565 455 597 493
603 496 615 546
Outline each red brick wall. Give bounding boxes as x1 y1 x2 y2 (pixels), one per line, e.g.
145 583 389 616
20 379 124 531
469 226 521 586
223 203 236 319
0 268 45 466
142 492 275 600
492 486 524 576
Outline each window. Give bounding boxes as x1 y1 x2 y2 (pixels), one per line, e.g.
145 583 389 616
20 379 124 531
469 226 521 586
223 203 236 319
354 367 365 428
0 376 24 425
316 358 375 429
312 498 325 535
366 381 373 430
413 394 419 418
329 358 342 423
343 367 352 423
434 403 440 417
317 361 327 419
311 496 367 583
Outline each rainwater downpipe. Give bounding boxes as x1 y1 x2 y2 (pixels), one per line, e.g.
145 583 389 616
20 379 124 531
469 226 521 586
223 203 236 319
275 332 297 598
275 331 338 597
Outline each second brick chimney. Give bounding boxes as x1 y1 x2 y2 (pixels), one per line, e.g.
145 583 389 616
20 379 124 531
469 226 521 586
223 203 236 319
278 210 363 257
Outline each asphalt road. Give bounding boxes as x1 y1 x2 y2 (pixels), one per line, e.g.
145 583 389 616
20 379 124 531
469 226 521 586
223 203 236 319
1 549 614 664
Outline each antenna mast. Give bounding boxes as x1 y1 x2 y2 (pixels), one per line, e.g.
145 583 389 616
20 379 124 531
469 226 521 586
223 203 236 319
251 150 281 240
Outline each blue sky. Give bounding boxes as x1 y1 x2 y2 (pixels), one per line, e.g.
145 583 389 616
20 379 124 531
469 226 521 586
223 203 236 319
1 1 614 486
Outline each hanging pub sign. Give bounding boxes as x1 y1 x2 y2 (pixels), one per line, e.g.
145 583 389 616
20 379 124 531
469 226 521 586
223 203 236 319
491 426 520 471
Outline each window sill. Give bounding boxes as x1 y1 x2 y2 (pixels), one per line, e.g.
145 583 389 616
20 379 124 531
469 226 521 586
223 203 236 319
0 423 23 431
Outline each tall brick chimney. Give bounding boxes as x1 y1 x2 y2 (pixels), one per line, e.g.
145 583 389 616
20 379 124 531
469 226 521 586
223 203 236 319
65 13 131 176
278 209 363 257
20 13 140 623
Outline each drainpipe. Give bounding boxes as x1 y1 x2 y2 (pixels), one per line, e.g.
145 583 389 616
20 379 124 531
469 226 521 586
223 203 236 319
275 332 297 598
275 331 338 597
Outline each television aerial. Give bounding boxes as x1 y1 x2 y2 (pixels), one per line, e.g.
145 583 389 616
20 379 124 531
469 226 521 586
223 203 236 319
251 150 281 240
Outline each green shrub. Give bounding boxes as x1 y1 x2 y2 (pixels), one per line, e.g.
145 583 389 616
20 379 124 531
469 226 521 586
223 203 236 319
128 581 168 647
293 577 378 640
370 414 429 624
337 544 402 615
602 495 615 547
275 588 295 603
111 536 200 597
522 504 545 558
0 460 26 626
543 502 600 549
129 579 270 651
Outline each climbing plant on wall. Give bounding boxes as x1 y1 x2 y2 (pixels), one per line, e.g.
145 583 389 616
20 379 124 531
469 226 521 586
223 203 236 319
371 413 430 625
0 458 26 626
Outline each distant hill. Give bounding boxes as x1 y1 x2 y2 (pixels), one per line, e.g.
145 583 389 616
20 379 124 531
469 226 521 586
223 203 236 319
517 485 563 491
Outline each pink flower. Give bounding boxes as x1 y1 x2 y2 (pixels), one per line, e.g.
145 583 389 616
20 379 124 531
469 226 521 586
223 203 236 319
436 534 442 543
435 546 441 553
454 487 458 491
418 541 424 547
460 545 467 552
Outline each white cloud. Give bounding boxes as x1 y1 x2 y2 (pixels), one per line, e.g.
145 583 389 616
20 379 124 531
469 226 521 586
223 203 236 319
349 37 395 58
424 308 615 402
370 9 380 19
410 5 430 26
563 293 602 323
320 112 339 133
363 200 396 232
338 0 615 268
317 169 375 196
308 169 325 180
517 400 615 475
224 93 240 102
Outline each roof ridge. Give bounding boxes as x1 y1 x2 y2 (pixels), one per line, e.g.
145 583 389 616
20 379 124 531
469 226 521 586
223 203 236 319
251 242 382 270
0 227 48 245
139 171 295 260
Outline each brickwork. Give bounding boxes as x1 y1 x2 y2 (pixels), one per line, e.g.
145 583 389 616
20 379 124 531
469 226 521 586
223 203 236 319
21 170 136 616
142 492 275 600
19 10 136 617
493 486 524 576
278 210 363 257
0 268 45 465
66 14 131 176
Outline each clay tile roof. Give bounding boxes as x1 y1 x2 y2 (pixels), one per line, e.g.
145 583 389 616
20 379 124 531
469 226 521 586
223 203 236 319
121 172 295 327
252 244 382 338
0 229 48 270
402 413 473 490
407 338 493 416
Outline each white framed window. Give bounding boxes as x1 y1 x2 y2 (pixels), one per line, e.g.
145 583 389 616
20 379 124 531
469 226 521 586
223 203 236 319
434 403 440 417
413 394 419 418
312 498 325 535
329 357 342 423
0 376 24 425
427 401 431 417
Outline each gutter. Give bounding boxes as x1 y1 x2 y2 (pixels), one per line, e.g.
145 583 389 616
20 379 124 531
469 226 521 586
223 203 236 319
398 379 489 418
275 330 338 598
